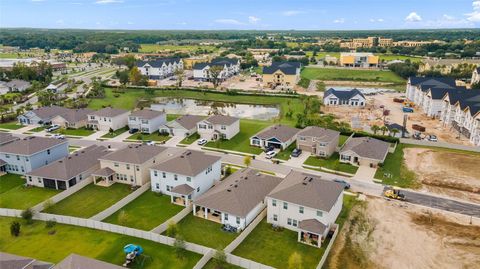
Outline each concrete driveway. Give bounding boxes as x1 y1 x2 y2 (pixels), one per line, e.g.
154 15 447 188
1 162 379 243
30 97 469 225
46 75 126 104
283 152 311 168
164 135 184 147
352 165 378 183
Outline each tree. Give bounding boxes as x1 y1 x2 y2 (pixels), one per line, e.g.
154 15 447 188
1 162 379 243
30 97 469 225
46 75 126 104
116 70 130 85
174 68 185 87
243 155 252 167
129 66 143 85
37 90 57 106
208 65 224 88
166 221 178 237
212 249 227 268
390 128 400 137
472 82 480 90
380 126 389 136
173 237 187 259
10 221 21 237
288 252 303 269
21 208 33 224
371 125 380 135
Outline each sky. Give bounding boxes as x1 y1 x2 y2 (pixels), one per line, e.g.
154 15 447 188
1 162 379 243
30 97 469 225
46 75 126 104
1 0 480 30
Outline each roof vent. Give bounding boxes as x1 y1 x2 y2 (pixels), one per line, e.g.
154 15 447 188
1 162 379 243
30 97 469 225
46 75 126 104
308 177 313 182
234 184 238 188
227 189 231 192
302 182 307 185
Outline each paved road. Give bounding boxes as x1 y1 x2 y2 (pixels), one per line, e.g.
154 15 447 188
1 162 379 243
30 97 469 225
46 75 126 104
403 190 480 217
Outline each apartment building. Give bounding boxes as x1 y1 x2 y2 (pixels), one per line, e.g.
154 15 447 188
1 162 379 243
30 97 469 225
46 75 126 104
193 58 240 81
262 62 302 89
136 58 183 80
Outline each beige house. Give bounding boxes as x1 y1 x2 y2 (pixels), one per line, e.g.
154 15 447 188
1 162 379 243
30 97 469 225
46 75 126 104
197 115 240 140
419 59 480 75
262 62 301 89
87 107 130 131
296 127 340 157
51 108 93 129
339 137 390 167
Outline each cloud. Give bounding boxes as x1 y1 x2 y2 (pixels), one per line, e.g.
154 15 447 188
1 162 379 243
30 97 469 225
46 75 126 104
405 12 422 22
248 16 260 24
333 18 345 24
56 19 64 24
282 10 303 16
95 0 124 4
466 1 480 22
214 19 245 25
369 18 384 23
127 21 134 25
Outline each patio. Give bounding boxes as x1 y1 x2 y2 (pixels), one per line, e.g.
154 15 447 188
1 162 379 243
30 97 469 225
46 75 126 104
194 206 222 224
92 167 116 187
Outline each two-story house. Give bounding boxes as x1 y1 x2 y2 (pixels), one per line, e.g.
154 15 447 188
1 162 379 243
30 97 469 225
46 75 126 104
128 109 166 134
262 62 301 89
296 126 340 157
136 58 183 80
197 115 240 141
193 58 240 81
159 114 204 137
0 136 69 175
87 107 130 131
266 170 344 247
150 150 221 206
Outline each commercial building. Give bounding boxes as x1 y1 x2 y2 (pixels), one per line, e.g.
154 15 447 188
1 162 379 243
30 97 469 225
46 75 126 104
339 53 379 68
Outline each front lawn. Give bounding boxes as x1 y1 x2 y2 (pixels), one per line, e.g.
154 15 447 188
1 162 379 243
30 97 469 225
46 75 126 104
204 119 270 155
0 174 60 209
374 144 420 188
0 217 201 269
44 183 131 218
275 143 296 161
304 153 359 174
179 133 200 145
127 132 171 142
0 121 23 130
301 67 405 84
104 192 183 231
54 127 95 137
101 126 129 139
29 126 48 132
170 214 238 249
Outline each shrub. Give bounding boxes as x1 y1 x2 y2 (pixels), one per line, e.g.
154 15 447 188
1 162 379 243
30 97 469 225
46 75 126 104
213 249 227 268
224 166 232 177
166 221 178 237
46 218 57 229
173 237 187 259
43 199 55 210
21 208 34 224
10 221 21 237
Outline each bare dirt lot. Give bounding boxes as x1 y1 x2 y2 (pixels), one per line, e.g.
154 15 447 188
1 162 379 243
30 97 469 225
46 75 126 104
328 197 480 269
404 148 480 203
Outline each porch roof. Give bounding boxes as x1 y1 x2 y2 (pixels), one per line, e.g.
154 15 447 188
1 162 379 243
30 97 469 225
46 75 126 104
299 219 327 235
92 167 115 177
171 184 195 195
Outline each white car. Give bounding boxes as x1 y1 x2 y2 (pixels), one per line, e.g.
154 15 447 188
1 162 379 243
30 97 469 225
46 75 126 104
265 150 277 159
197 138 207 145
145 141 155 146
52 134 65 139
46 124 60 132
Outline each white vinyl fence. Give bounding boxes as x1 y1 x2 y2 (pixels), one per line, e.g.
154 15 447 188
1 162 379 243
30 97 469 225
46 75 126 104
224 209 267 253
226 254 276 269
316 224 339 269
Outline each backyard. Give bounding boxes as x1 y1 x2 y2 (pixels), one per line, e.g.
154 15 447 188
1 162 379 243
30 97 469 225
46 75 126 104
0 217 201 269
170 214 238 249
0 174 60 209
103 192 183 231
304 153 359 174
301 67 405 84
0 121 23 130
43 183 131 218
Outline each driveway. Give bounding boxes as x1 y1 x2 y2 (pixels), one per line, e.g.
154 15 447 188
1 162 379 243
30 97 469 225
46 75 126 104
164 135 184 147
283 152 310 168
352 165 378 183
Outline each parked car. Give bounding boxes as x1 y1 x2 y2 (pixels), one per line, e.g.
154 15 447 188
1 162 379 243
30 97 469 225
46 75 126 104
52 134 65 140
290 148 302 157
197 138 207 145
402 107 414 113
413 131 422 140
129 128 139 134
265 150 277 159
426 135 438 142
144 140 155 146
46 124 60 132
333 179 351 189
264 145 274 153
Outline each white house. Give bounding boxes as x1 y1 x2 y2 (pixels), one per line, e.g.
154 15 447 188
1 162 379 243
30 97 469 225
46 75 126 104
159 114 204 137
87 107 130 131
193 58 240 81
250 124 299 150
405 76 457 104
266 170 344 248
128 109 166 134
193 168 283 231
197 115 240 140
136 58 183 80
323 88 366 107
472 67 480 85
150 150 221 206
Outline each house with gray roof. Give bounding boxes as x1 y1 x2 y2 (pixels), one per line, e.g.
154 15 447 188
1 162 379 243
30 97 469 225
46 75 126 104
136 58 183 80
406 76 457 106
0 136 69 175
323 88 366 107
262 62 301 89
339 137 390 167
0 133 18 146
266 170 344 248
197 114 240 140
26 145 110 190
0 79 31 94
128 109 166 134
53 254 123 269
18 106 71 125
0 252 53 269
193 58 240 81
250 124 300 150
87 107 130 131
297 126 340 157
159 114 204 137
51 108 94 129
193 168 282 231
150 150 221 206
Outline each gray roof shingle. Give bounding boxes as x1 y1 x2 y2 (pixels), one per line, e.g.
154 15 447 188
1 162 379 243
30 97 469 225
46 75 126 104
263 62 301 75
0 136 67 155
298 219 327 234
130 109 165 120
252 124 300 143
174 115 204 130
100 144 167 164
340 137 390 161
297 126 340 142
151 150 221 177
0 133 19 146
203 115 239 126
53 254 123 269
90 107 129 118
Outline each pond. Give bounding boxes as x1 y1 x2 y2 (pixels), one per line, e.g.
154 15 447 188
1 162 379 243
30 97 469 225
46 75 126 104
151 98 280 121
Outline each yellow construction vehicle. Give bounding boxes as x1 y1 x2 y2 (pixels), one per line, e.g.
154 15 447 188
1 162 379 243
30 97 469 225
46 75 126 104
383 187 406 201
403 101 415 108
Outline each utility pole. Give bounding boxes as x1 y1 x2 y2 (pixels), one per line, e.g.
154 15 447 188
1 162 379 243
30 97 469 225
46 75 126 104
402 114 408 138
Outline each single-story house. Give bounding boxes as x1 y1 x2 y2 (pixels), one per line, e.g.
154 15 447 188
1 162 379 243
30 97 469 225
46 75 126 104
51 108 93 129
87 107 130 132
0 79 31 93
128 109 166 134
197 115 240 140
323 88 366 107
18 105 71 125
250 124 300 150
296 126 340 157
193 168 283 231
339 137 390 167
159 114 204 137
266 170 344 248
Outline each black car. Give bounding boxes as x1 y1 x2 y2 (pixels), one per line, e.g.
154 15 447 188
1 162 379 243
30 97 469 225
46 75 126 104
290 148 302 157
333 179 351 189
264 145 274 153
129 128 139 134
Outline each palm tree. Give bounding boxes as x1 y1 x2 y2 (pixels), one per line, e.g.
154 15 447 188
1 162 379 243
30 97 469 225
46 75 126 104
380 126 389 136
390 128 400 137
371 125 380 135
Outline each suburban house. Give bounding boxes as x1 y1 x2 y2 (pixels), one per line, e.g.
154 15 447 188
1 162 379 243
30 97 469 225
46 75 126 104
193 168 283 231
193 58 240 81
0 133 18 146
93 144 175 187
0 136 69 174
472 67 480 85
405 76 457 105
53 253 124 269
128 109 166 134
339 52 379 68
150 150 221 206
87 107 130 131
339 137 390 167
323 88 366 107
0 252 53 269
26 145 110 190
51 108 94 129
266 170 344 248
262 62 302 89
0 79 31 94
136 58 183 80
18 105 71 125
251 124 300 150
296 126 340 157
159 114 204 137
197 115 240 140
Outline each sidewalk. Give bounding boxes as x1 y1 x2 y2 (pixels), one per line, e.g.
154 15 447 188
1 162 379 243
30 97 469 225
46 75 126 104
108 130 132 142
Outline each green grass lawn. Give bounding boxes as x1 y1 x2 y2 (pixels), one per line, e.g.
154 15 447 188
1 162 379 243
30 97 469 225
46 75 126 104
0 174 60 209
54 127 95 137
304 153 359 174
0 121 23 130
275 143 296 161
104 192 183 231
127 132 171 142
0 217 201 269
139 44 217 53
338 135 349 147
204 119 270 155
374 144 420 188
170 214 238 249
203 260 243 269
101 127 129 139
301 67 405 84
179 132 200 145
44 183 131 218
305 51 422 63
28 126 47 132
166 114 181 121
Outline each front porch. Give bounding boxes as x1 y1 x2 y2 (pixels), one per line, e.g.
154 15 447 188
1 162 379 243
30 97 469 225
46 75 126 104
193 205 222 224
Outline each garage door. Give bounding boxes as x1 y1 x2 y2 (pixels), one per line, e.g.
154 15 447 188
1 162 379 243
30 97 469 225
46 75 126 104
267 142 282 149
298 144 312 153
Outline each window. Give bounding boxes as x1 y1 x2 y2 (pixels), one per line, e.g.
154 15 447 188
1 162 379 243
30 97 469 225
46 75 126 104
136 166 140 171
187 177 191 182
16 155 20 161
130 176 134 182
340 155 351 161
129 117 135 121
299 136 306 141
299 206 304 214
317 210 323 217
166 186 171 191
5 154 9 158
272 199 277 207
287 218 292 225
224 213 229 220
221 125 226 130
156 183 159 189
283 202 288 210
319 142 327 147
25 157 29 162
197 187 200 192
28 176 32 182
153 170 158 177
236 217 240 224
292 219 297 227
162 172 166 178
273 214 278 221
114 162 119 167
38 178 41 183
47 149 51 155
126 164 130 170
174 174 178 181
